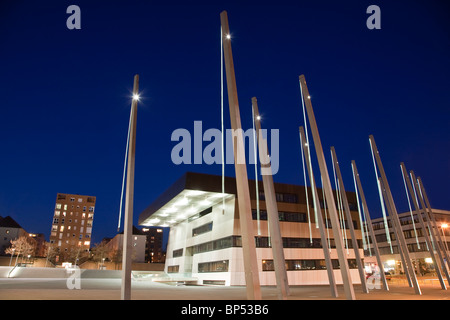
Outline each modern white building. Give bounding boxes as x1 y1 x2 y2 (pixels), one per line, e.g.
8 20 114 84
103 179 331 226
139 172 365 286
368 209 450 275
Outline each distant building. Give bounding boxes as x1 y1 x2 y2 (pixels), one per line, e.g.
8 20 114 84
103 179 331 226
28 233 46 257
141 227 166 263
368 209 450 275
105 226 147 263
0 216 27 254
49 193 96 262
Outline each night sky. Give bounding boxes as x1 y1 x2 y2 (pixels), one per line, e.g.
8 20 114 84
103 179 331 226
0 1 449 247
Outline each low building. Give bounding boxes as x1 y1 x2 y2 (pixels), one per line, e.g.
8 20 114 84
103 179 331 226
138 172 364 286
105 226 147 263
369 208 450 275
0 216 28 254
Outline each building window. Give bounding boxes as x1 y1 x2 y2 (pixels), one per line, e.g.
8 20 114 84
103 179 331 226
56 203 62 209
262 259 359 271
173 248 183 257
198 260 229 273
252 210 307 223
168 265 179 273
192 222 213 237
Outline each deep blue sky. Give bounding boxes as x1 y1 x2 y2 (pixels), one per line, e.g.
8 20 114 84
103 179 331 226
0 1 449 246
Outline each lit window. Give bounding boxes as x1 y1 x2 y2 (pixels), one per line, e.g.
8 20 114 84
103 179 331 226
54 211 60 216
78 198 83 203
56 203 62 209
64 204 68 210
84 241 90 246
60 226 64 232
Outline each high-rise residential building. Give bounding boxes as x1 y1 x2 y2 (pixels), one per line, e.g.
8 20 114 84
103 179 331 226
49 193 96 262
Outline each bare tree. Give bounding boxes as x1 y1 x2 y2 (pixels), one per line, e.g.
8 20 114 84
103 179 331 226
6 236 35 265
91 241 112 269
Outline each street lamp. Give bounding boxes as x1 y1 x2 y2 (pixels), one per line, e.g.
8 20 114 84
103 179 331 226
9 248 15 267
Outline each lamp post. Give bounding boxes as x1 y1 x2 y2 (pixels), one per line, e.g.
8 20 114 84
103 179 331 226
9 248 15 267
121 74 139 300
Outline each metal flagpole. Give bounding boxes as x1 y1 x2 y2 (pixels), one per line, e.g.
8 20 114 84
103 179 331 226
369 135 421 295
252 97 289 300
379 177 413 287
351 161 389 291
408 169 449 288
299 75 355 300
300 126 338 297
417 177 450 271
121 74 139 300
330 147 368 293
220 11 261 300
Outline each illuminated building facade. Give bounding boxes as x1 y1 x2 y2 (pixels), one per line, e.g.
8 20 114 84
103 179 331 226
49 193 96 261
368 209 450 275
139 172 364 286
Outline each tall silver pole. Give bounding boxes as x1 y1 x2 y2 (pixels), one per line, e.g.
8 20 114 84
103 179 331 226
379 177 413 287
408 169 449 288
417 177 450 271
300 126 338 297
220 11 261 300
252 97 289 300
299 75 355 300
352 161 389 291
369 135 421 295
330 147 368 293
121 74 139 300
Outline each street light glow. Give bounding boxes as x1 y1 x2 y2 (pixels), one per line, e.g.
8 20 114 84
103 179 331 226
226 34 231 40
132 93 140 101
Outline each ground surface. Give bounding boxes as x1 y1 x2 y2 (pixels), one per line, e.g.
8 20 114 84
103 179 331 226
0 277 449 300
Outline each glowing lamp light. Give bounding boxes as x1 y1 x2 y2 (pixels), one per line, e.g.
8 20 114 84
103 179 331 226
132 93 140 101
256 115 261 121
226 34 231 40
425 258 433 264
307 95 311 99
442 223 448 229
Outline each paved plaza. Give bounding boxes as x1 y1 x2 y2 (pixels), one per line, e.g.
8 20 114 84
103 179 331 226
0 277 449 300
